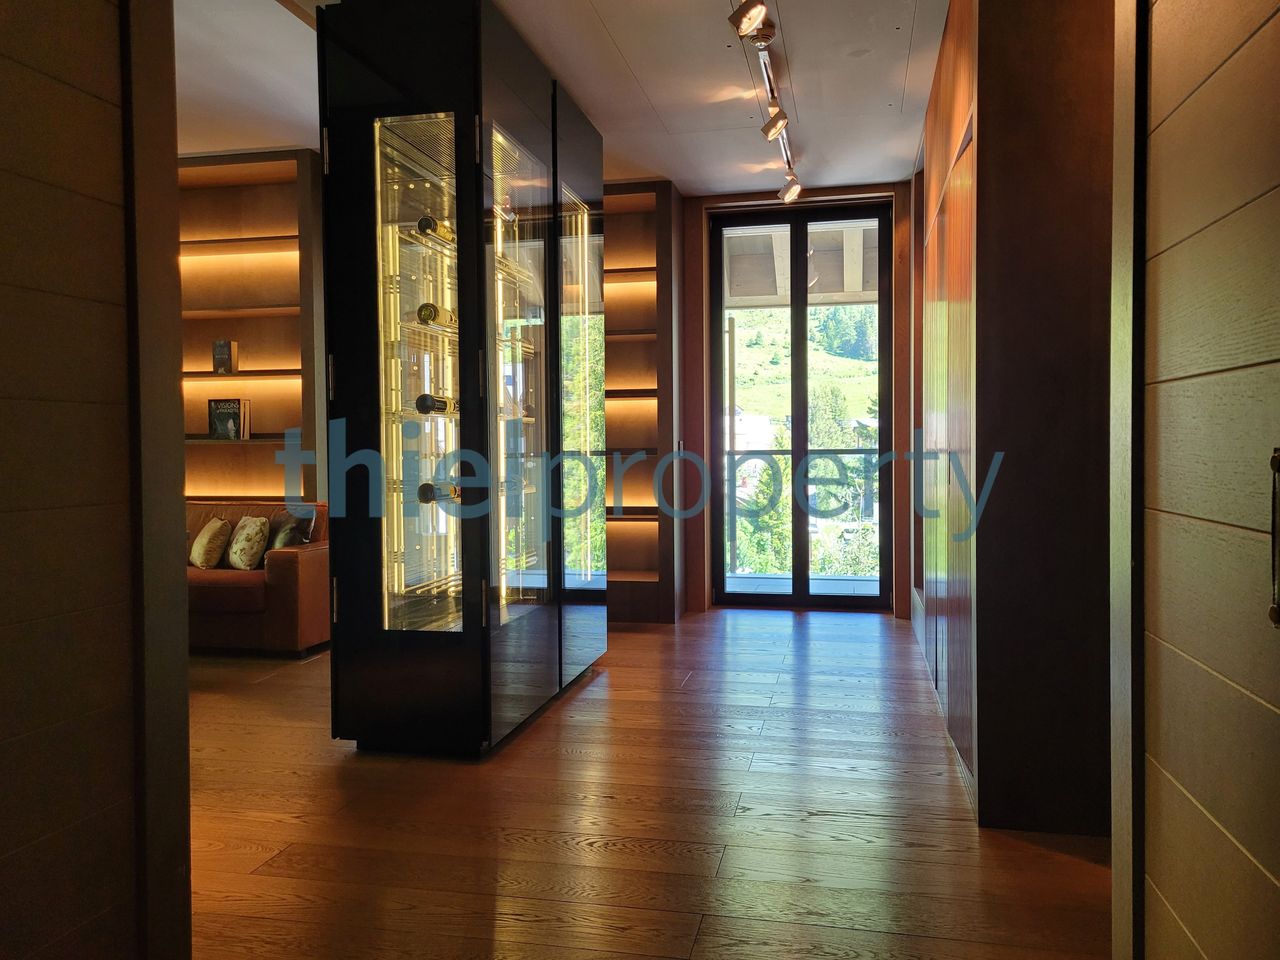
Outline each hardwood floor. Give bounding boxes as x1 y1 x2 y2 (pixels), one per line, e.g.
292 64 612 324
189 609 1110 959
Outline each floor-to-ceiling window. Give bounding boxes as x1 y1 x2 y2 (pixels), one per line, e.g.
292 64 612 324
711 205 892 609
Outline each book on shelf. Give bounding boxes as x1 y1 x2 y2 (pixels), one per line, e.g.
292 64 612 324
212 339 239 374
208 399 251 440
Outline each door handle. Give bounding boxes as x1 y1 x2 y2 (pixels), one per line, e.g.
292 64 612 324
1271 449 1279 628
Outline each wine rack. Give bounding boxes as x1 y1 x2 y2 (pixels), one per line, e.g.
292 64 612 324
320 0 605 755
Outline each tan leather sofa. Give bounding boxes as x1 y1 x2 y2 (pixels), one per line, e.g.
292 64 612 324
185 501 330 654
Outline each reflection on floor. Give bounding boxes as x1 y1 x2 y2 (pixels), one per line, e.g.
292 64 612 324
189 608 1110 959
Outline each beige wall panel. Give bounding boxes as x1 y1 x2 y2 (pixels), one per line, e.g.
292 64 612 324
0 604 132 741
0 285 129 403
1145 509 1279 706
0 505 132 627
1150 0 1279 128
1144 757 1280 958
1144 363 1280 531
1146 185 1280 382
0 55 123 205
1145 632 1280 877
0 399 130 511
1147 13 1280 254
1142 878 1204 960
0 170 126 306
0 0 123 105
0 704 134 858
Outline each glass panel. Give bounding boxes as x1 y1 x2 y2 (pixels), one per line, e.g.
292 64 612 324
805 217 881 596
374 113 463 632
560 187 606 590
490 123 550 619
725 452 793 594
803 453 881 596
722 223 792 594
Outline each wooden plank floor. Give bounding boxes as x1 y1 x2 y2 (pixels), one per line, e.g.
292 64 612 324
189 609 1110 959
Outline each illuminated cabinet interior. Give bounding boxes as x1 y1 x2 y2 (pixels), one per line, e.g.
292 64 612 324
603 181 683 622
179 150 326 501
319 0 606 755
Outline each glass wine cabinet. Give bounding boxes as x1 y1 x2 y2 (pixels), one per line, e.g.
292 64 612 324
320 0 606 753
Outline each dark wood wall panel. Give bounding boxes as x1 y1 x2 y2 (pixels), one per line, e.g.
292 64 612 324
0 3 141 956
921 0 1113 832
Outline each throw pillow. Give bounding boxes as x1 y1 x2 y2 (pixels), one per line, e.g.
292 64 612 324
226 516 270 571
270 514 312 551
189 517 232 570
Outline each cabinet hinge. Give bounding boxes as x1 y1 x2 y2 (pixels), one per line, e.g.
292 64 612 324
331 577 338 623
322 128 330 174
327 354 335 402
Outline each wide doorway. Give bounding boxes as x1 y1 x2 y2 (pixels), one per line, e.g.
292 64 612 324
711 204 893 609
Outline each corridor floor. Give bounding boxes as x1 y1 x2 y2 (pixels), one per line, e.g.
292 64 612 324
189 609 1110 959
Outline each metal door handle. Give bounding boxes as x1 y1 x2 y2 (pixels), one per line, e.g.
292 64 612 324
1271 449 1279 628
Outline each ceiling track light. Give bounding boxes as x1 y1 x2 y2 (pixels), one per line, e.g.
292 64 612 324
761 97 788 142
728 0 768 37
779 169 801 203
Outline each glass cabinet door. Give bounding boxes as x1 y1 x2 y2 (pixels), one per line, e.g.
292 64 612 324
374 113 463 633
488 123 551 621
559 186 606 589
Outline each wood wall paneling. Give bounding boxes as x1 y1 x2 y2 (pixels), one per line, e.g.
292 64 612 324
0 2 149 953
1144 633 1280 878
923 0 1114 833
1143 1 1280 954
1145 183 1280 382
1144 757 1280 956
1149 0 1280 129
1144 364 1280 532
1146 11 1280 254
1145 510 1280 706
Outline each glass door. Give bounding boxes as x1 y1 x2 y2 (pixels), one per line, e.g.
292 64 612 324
374 112 464 633
711 205 893 609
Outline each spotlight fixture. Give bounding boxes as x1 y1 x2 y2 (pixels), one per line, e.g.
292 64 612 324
778 169 801 203
761 97 788 142
728 0 768 37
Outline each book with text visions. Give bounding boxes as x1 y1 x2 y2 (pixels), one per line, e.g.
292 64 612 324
208 399 252 440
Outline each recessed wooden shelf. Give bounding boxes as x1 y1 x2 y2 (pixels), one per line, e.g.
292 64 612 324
605 388 657 399
182 305 301 321
603 267 657 282
608 570 660 583
607 507 660 519
185 435 287 444
179 235 299 257
605 330 658 340
180 149 323 502
181 369 303 381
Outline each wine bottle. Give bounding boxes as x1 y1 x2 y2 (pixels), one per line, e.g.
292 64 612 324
416 214 456 244
417 481 460 503
416 302 458 327
414 393 458 415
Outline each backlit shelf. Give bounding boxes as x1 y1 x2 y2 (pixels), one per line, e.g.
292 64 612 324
182 368 303 381
605 388 658 400
608 569 660 583
183 305 301 321
185 435 287 444
179 235 299 257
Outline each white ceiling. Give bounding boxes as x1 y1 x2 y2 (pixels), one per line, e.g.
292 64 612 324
174 0 320 155
174 0 946 193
